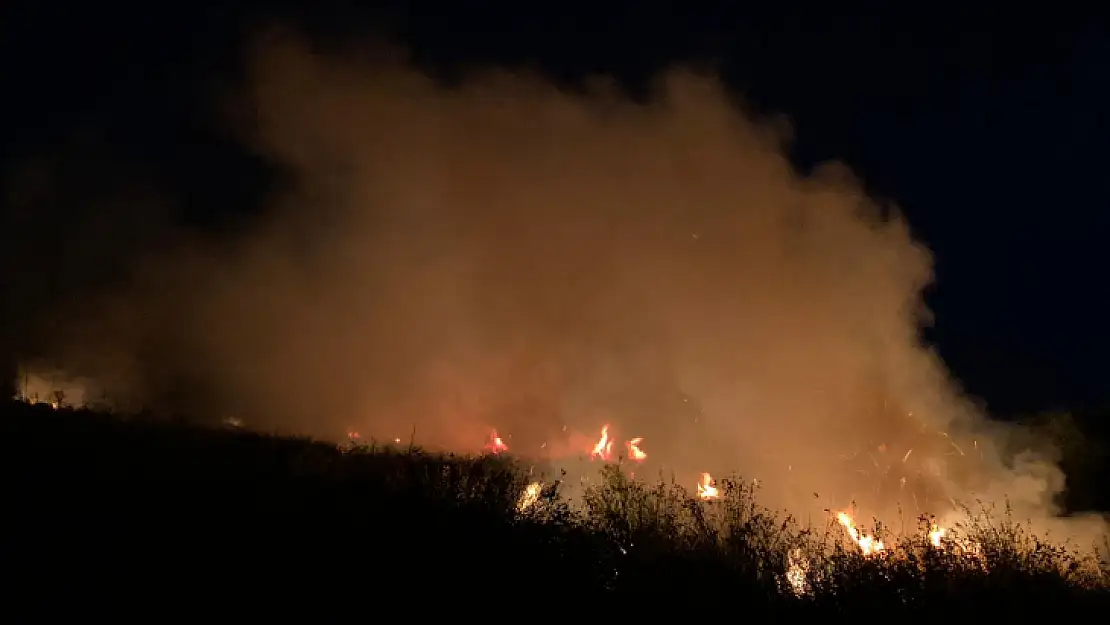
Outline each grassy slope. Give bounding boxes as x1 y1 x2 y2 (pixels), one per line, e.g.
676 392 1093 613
1 399 1107 617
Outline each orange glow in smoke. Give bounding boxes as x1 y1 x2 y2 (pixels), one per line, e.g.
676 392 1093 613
625 437 647 462
484 429 509 454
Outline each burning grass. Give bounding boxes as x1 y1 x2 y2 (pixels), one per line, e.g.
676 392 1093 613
1 400 1107 615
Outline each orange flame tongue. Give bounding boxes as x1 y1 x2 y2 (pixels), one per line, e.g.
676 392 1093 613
591 424 613 461
697 472 719 499
836 512 886 555
484 429 509 454
626 437 647 461
929 523 946 547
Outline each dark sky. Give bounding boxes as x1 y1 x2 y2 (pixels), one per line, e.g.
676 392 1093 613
1 3 1107 416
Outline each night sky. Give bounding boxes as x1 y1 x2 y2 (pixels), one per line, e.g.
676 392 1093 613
2 4 1107 417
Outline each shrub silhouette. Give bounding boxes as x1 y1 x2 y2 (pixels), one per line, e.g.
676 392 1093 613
1 399 1107 616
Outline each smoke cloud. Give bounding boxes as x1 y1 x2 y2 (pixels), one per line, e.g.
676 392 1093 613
15 31 1107 546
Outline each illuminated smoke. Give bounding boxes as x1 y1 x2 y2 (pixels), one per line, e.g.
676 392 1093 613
14 30 1107 548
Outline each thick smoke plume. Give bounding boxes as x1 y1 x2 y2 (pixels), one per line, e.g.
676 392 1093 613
17 32 1108 546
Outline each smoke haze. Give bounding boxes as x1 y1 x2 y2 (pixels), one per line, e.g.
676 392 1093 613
13 31 1108 546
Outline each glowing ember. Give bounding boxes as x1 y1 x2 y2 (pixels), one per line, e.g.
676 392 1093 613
786 549 808 595
625 437 647 461
697 472 719 499
347 431 361 440
484 429 509 454
836 511 885 556
591 425 613 461
517 482 542 512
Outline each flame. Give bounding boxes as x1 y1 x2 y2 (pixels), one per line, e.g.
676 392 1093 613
697 472 719 499
18 395 59 410
836 511 886 555
929 523 946 547
590 424 613 461
10 376 999 562
927 522 981 555
625 437 647 461
517 482 542 512
484 429 509 454
786 548 809 595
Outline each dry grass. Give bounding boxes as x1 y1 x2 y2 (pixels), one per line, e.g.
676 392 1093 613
2 399 1108 615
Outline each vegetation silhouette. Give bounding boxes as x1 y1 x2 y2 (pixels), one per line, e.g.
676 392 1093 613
1 400 1107 616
